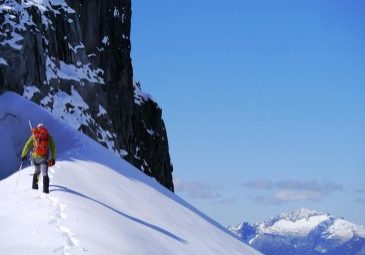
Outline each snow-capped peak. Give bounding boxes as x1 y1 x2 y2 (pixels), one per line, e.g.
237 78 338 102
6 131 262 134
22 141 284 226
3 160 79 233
228 208 365 255
259 208 329 232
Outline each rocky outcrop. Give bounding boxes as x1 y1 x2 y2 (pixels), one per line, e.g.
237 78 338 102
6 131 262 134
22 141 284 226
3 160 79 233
0 0 174 191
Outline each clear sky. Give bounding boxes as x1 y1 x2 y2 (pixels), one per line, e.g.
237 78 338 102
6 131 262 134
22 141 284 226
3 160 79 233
131 0 365 226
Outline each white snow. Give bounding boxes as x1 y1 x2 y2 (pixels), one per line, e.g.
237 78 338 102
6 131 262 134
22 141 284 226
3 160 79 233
0 92 261 255
96 46 104 52
0 31 24 50
97 128 115 152
142 121 156 136
147 128 155 136
0 0 75 50
102 35 110 46
133 82 155 106
41 86 91 130
22 0 76 15
97 104 107 117
113 7 120 17
249 235 259 245
0 2 33 50
39 88 119 154
68 42 85 54
325 219 365 241
0 57 8 66
259 214 330 236
41 13 53 28
112 6 126 22
42 35 49 45
46 56 104 84
241 209 332 237
120 149 129 157
23 85 40 100
229 207 365 252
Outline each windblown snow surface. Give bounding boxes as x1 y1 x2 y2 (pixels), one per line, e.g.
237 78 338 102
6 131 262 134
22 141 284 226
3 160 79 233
0 92 261 255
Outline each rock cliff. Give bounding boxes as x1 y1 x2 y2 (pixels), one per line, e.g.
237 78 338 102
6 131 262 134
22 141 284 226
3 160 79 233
0 0 174 191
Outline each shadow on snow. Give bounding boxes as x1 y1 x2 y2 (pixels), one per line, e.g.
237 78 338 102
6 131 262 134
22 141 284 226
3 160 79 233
49 184 188 244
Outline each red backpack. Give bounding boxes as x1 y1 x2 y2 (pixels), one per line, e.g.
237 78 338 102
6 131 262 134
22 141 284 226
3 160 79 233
32 127 49 156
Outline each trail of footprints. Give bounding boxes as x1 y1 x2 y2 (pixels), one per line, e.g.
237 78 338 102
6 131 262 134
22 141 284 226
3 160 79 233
44 166 83 255
47 195 79 255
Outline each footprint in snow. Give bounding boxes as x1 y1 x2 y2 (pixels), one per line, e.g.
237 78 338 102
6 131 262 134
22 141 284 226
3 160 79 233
41 195 81 255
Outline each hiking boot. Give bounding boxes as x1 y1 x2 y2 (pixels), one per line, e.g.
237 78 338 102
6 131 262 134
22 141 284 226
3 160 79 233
32 174 39 189
43 176 50 194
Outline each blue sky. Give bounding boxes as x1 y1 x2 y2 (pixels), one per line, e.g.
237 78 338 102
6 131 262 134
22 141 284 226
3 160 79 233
131 0 365 226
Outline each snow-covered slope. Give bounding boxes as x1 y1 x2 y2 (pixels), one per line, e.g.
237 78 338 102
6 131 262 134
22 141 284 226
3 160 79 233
228 208 365 255
0 92 260 255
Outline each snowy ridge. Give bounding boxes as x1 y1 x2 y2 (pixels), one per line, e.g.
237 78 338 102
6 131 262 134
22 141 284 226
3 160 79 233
229 208 365 255
0 92 261 255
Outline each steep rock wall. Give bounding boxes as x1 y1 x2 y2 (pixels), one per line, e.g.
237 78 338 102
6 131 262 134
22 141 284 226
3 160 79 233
0 0 174 191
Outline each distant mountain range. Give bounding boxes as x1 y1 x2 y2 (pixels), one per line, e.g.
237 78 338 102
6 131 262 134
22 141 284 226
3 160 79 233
228 208 365 255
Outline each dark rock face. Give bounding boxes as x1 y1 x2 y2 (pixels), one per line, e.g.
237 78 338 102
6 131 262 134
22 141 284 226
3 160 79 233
0 0 174 191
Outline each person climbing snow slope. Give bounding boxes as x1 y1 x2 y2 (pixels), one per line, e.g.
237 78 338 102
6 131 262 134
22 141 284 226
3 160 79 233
21 123 56 193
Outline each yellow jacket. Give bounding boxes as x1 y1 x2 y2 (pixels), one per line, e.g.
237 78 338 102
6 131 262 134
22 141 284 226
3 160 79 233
21 135 56 160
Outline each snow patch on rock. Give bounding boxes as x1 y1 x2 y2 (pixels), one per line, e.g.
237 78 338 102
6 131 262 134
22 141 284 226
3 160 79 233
102 35 110 46
113 7 119 17
68 42 85 54
0 57 8 66
23 85 40 100
38 87 118 154
97 104 107 117
40 86 91 129
0 0 76 51
133 81 155 106
46 56 104 85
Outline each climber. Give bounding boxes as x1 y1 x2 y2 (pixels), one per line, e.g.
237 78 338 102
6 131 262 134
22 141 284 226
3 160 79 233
21 123 56 194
